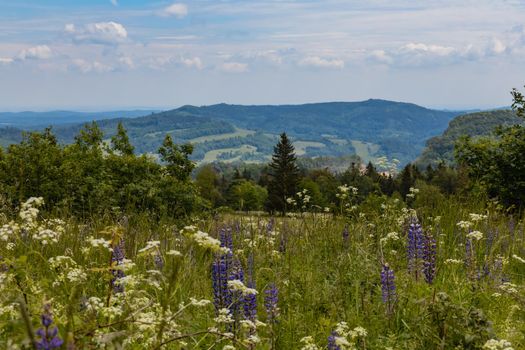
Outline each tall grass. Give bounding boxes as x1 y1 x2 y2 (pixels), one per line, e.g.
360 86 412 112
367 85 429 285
0 193 523 349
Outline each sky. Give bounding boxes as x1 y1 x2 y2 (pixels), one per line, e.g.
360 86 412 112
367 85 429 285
0 0 525 111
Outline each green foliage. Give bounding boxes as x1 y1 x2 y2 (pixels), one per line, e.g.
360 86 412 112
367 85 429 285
266 133 300 214
0 124 201 218
158 135 195 182
111 122 135 156
418 110 523 167
227 179 268 211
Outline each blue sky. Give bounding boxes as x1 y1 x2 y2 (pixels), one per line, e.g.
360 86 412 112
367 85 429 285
0 0 524 110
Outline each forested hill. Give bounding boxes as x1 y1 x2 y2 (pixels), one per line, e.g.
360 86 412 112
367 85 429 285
417 109 523 167
0 100 460 165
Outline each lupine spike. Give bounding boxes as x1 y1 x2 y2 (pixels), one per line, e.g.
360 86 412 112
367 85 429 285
111 237 125 294
264 283 279 323
327 331 341 350
243 254 257 322
407 218 424 280
423 231 437 284
342 224 349 247
381 263 397 315
35 303 63 350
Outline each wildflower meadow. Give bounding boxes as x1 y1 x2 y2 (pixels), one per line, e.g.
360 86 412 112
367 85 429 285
0 189 523 349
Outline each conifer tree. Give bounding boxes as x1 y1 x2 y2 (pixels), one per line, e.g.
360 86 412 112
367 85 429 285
111 122 134 156
267 132 299 214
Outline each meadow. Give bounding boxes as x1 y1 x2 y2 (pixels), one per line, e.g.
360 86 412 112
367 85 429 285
0 188 523 349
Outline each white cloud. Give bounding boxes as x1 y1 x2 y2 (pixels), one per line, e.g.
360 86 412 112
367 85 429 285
298 56 344 69
110 0 118 6
0 57 14 65
220 62 248 73
65 22 128 45
119 56 134 69
71 59 114 73
17 45 52 60
161 3 188 18
64 23 75 33
369 50 393 64
181 56 203 69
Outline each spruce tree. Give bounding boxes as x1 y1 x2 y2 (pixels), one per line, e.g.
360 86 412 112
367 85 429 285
111 122 134 156
267 132 299 214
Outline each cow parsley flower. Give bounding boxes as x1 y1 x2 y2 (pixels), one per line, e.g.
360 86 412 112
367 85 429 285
138 240 160 254
483 338 514 350
227 279 258 296
88 237 113 252
467 230 483 241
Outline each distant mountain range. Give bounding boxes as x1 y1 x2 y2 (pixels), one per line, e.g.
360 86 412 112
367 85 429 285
0 110 158 128
417 109 523 167
0 100 465 166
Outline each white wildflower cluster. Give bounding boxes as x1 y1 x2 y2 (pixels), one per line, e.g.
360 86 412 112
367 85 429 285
483 339 514 350
406 187 419 199
66 268 87 283
48 255 77 269
466 230 483 241
214 308 234 324
499 282 519 296
295 189 311 210
444 259 463 265
48 256 87 285
380 232 399 245
300 336 320 350
286 197 297 206
182 226 230 254
336 185 358 199
19 197 44 229
189 298 212 307
227 279 258 296
138 240 160 254
375 156 400 175
0 222 20 242
166 249 182 257
469 213 488 222
331 322 368 349
456 221 473 230
398 208 417 226
33 228 60 245
85 297 104 313
511 254 525 264
88 237 113 252
0 303 19 319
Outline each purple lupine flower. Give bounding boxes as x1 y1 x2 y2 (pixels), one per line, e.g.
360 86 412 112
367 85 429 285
381 263 396 315
327 331 341 350
342 224 349 247
485 228 498 255
465 237 476 281
264 283 279 323
407 219 425 280
266 218 275 234
35 304 63 350
423 231 437 284
212 255 229 311
111 238 125 294
154 253 164 270
243 254 257 322
279 234 287 253
219 227 234 254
